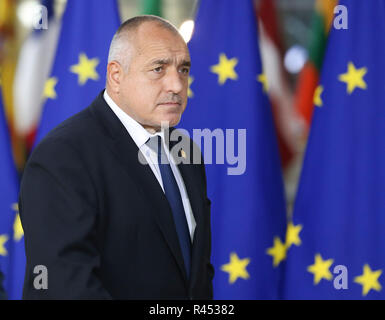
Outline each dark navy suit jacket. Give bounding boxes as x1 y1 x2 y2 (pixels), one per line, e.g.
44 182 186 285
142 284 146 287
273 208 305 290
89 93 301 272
0 271 6 300
19 91 214 299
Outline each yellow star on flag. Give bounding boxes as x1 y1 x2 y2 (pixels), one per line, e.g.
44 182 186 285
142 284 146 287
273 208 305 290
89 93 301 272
266 236 287 267
285 222 303 248
221 252 250 284
314 85 324 107
188 76 194 98
210 53 238 85
13 214 24 241
70 53 100 85
43 77 58 99
0 234 9 256
307 253 334 284
257 72 268 92
12 203 24 241
354 264 382 296
338 61 368 94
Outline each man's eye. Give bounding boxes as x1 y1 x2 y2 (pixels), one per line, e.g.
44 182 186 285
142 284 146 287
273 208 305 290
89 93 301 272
153 66 163 73
180 67 190 74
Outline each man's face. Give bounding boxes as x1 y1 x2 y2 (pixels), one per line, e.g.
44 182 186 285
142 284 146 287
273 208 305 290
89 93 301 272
118 22 190 130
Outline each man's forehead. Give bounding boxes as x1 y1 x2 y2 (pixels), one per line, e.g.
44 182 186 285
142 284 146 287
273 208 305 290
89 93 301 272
134 32 189 62
147 56 191 67
134 21 188 52
136 20 178 37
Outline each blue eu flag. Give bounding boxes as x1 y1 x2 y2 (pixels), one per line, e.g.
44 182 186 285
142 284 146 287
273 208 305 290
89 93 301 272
35 0 120 143
0 89 25 300
179 0 287 299
283 0 385 299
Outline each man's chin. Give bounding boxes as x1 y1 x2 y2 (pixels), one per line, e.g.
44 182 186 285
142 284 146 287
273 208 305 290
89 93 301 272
159 115 182 128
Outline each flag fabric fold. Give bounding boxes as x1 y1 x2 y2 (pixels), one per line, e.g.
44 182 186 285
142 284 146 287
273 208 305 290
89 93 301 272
179 0 287 299
257 0 303 169
13 0 61 151
294 0 337 128
283 0 385 299
0 87 25 300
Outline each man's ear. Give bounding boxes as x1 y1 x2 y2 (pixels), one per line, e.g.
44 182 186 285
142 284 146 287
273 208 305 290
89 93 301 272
107 61 123 94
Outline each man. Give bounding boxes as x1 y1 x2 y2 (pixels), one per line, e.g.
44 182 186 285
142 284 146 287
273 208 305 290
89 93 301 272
19 16 214 299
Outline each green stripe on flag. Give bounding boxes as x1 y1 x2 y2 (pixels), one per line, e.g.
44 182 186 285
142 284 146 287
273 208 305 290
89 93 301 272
140 0 163 17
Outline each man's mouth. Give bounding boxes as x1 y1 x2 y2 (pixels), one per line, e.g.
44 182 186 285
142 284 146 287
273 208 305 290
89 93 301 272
158 101 181 106
157 102 181 107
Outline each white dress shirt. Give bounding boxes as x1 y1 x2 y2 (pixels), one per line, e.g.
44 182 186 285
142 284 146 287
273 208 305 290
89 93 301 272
103 90 196 241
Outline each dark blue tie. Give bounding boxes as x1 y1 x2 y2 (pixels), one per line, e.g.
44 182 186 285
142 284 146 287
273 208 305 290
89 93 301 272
149 135 191 277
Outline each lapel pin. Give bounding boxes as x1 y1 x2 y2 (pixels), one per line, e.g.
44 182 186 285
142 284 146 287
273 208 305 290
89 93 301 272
180 149 187 160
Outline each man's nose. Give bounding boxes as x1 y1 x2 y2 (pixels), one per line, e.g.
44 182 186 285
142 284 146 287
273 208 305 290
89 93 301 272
164 68 184 94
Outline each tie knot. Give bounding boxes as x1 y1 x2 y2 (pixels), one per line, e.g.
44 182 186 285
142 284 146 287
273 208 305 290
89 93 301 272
146 135 161 154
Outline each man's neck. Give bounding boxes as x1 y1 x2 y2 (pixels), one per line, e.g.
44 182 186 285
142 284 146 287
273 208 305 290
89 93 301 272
105 88 161 134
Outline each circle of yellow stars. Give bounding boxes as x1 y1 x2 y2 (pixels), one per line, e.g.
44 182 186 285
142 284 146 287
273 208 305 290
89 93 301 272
220 215 385 296
207 51 267 286
304 60 380 296
220 222 303 285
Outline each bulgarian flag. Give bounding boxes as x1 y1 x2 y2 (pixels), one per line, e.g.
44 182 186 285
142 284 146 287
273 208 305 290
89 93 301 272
295 0 337 128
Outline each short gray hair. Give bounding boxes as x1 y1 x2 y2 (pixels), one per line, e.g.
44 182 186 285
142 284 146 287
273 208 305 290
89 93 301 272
107 15 181 72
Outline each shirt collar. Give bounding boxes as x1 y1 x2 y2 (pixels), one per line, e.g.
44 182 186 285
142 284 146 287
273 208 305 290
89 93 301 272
103 90 164 148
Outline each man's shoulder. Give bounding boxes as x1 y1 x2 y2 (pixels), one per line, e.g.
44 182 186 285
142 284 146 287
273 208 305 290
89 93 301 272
30 94 110 163
27 112 95 169
35 108 95 149
48 107 94 136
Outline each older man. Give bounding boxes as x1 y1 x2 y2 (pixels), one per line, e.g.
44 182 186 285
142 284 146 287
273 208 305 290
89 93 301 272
19 15 213 300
